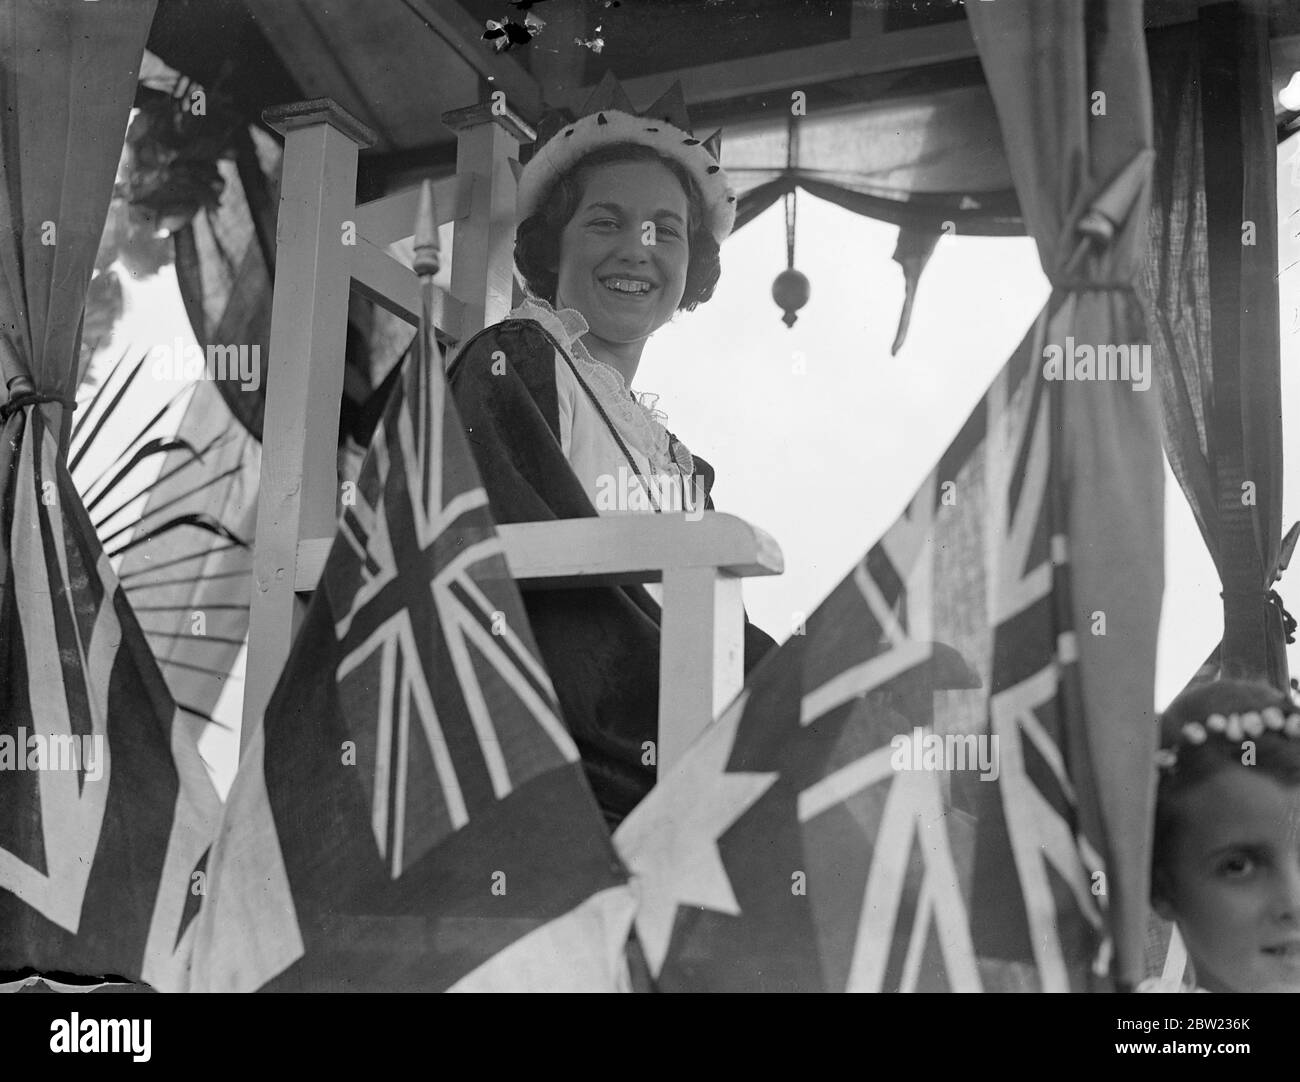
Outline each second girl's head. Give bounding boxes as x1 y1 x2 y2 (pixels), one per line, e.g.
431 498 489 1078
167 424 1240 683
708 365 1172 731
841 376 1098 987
514 142 721 348
1151 678 1300 992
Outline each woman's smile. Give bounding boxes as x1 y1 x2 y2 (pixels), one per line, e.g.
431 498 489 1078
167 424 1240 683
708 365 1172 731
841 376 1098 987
599 275 657 298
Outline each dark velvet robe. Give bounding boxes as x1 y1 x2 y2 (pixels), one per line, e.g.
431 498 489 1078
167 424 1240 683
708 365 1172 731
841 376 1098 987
447 317 777 827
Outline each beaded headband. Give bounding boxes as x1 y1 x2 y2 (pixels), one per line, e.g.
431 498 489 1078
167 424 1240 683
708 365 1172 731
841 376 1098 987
1155 706 1300 771
512 71 737 245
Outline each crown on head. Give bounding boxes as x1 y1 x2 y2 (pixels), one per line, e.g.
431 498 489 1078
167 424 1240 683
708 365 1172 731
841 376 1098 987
510 70 736 244
1155 707 1300 771
525 71 723 166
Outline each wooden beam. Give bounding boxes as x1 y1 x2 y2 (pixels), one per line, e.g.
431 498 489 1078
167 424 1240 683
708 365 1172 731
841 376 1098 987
404 0 544 120
526 0 589 99
354 174 474 247
542 1 1219 122
549 21 979 114
350 236 421 323
349 236 465 341
499 513 783 586
294 512 783 593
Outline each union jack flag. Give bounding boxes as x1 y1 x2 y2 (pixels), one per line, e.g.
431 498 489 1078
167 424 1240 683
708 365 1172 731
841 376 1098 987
615 309 1116 991
0 403 219 991
190 288 633 992
327 330 579 880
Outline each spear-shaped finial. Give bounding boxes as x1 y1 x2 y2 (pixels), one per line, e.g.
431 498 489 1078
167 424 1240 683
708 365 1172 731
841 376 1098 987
412 178 440 279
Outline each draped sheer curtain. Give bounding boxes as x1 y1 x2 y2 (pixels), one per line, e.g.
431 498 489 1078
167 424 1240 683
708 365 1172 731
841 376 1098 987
0 0 156 431
1142 13 1290 692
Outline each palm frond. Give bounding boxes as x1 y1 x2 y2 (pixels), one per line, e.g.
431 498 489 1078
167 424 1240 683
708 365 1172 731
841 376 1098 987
78 384 199 503
130 601 252 612
68 351 151 474
116 541 246 582
83 437 202 515
126 567 252 593
88 430 235 525
70 346 133 445
140 628 250 647
106 513 248 559
160 656 244 680
176 702 235 733
95 463 244 539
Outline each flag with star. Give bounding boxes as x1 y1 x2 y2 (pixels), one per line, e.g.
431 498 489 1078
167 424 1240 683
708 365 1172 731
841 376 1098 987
615 313 1108 991
189 273 634 992
0 401 220 992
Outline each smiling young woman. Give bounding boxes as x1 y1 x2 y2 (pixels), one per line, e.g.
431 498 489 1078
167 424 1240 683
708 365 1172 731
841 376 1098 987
445 88 775 827
515 143 718 383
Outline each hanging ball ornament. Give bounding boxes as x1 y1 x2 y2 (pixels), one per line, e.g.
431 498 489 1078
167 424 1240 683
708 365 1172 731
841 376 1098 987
772 267 810 328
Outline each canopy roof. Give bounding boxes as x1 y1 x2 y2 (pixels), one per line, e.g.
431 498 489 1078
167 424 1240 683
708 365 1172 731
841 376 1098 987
147 0 1300 203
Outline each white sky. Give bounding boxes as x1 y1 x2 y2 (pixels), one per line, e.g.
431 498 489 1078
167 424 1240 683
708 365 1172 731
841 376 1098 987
641 190 1300 712
88 186 1300 799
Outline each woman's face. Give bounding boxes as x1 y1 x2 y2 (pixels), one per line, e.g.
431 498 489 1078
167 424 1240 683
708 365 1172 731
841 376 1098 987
1154 768 1300 992
553 159 690 346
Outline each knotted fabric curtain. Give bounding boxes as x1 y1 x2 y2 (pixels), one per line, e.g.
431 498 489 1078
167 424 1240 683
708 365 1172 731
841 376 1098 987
0 0 221 991
1142 12 1289 690
967 0 1165 988
0 0 155 428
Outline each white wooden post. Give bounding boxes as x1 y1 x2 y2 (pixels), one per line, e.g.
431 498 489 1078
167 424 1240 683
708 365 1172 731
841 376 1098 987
657 570 746 772
441 100 534 346
241 100 375 746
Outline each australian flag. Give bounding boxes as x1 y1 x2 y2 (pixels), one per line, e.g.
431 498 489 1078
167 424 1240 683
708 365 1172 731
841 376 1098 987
0 401 219 991
615 314 1107 991
190 286 634 992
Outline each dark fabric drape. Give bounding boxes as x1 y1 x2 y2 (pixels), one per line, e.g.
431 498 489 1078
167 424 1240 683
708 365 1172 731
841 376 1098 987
172 129 279 440
1141 11 1289 691
1199 4 1287 685
722 80 1021 234
1142 26 1216 552
733 175 1022 239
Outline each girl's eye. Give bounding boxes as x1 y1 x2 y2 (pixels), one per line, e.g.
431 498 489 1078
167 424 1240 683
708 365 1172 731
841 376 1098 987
591 218 619 228
1216 854 1257 879
657 225 681 239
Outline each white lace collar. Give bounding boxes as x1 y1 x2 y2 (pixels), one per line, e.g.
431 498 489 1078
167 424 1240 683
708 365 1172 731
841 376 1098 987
507 294 694 476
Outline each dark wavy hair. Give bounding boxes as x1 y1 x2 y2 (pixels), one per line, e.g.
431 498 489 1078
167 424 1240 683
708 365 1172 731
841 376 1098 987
1151 678 1300 901
514 141 721 311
